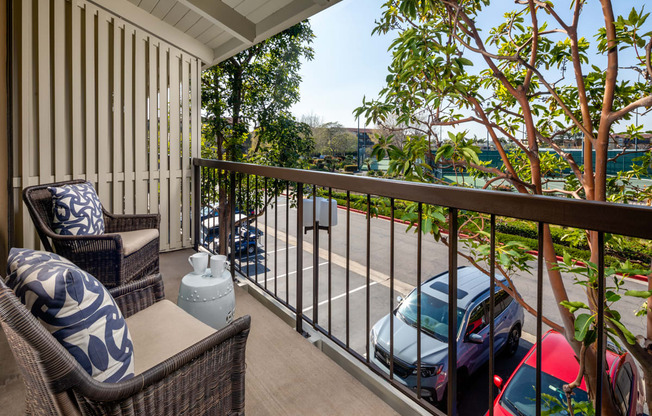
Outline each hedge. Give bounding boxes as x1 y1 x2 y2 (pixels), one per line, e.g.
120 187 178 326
496 220 652 266
310 191 650 268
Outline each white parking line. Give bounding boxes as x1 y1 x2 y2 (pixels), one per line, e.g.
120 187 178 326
266 262 329 283
303 282 378 313
270 246 296 253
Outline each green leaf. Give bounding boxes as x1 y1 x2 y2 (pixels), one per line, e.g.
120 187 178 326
584 329 597 346
606 317 637 344
606 291 621 302
563 251 572 265
624 290 652 299
574 313 595 342
560 300 589 314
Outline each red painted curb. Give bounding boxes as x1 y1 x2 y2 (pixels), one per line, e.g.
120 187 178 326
336 204 649 282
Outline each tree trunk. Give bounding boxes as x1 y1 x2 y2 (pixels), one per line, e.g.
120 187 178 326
582 345 622 415
218 185 232 257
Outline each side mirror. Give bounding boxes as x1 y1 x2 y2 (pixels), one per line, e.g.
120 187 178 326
493 375 503 390
466 333 483 344
396 296 403 304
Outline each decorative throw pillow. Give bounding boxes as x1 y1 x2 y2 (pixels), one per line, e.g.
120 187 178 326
6 248 134 382
49 182 105 235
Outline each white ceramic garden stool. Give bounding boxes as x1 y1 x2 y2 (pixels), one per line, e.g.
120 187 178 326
177 269 236 331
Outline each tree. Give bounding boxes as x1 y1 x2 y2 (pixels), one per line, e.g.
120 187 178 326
250 112 314 168
355 1 652 413
202 21 315 254
300 112 323 129
313 122 357 157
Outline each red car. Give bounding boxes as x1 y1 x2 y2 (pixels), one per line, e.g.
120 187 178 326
489 330 645 416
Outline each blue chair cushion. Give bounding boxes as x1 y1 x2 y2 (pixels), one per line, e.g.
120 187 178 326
6 248 134 382
49 182 105 235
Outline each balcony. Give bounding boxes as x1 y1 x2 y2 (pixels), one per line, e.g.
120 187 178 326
0 248 408 415
1 1 651 414
2 159 651 415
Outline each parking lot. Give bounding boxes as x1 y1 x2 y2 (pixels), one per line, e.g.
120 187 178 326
227 196 649 415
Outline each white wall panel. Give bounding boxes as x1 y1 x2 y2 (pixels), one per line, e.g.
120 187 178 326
181 57 191 247
12 0 201 252
147 38 158 217
168 51 182 250
124 25 135 214
158 45 169 249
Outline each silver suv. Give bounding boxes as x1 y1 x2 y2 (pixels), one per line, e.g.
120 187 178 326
369 266 524 403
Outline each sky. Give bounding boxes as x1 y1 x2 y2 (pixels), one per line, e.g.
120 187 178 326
290 0 652 137
290 0 392 129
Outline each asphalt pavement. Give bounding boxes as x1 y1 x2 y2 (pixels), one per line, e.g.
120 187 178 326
231 196 649 415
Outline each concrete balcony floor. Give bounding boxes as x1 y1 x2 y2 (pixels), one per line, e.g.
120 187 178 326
0 249 400 416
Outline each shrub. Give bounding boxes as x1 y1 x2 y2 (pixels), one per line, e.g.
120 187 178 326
343 165 358 172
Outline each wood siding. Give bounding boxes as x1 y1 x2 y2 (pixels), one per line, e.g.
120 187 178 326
11 0 201 252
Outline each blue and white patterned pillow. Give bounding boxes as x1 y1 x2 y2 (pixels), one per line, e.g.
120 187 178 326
49 182 105 235
6 248 134 382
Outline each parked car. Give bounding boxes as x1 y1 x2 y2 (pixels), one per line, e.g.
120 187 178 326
490 330 645 416
198 205 255 222
200 215 263 255
369 266 524 403
200 205 219 221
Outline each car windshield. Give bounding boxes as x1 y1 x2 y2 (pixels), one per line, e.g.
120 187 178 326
395 291 465 342
500 364 591 416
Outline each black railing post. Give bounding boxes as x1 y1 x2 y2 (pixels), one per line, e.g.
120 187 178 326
389 198 395 380
536 222 544 416
230 171 236 279
365 194 371 363
274 180 278 297
193 162 200 251
416 202 422 396
488 214 496 416
596 231 605 416
447 208 458 415
346 191 351 348
296 183 304 334
286 182 290 304
313 185 318 327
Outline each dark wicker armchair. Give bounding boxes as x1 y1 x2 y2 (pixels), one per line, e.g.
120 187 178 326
0 274 251 415
23 179 160 288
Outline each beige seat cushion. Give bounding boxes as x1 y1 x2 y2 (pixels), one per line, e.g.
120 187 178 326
125 300 216 374
111 229 159 256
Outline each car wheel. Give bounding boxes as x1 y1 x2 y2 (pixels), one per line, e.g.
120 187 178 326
505 325 521 356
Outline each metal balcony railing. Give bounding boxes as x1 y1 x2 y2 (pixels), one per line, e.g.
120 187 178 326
192 158 652 416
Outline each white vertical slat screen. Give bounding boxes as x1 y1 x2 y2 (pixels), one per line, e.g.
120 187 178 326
168 50 181 250
158 45 170 248
18 0 36 250
12 0 201 252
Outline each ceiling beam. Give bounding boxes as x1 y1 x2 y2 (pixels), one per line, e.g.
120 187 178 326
207 0 341 67
179 0 256 44
210 38 249 68
255 0 341 43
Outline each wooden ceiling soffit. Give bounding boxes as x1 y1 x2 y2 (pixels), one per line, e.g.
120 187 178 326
89 0 214 63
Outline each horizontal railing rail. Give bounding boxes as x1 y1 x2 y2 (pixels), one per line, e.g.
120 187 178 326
194 159 652 239
192 157 652 416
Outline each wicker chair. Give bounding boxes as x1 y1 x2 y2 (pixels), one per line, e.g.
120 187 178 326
0 273 251 415
23 179 160 288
